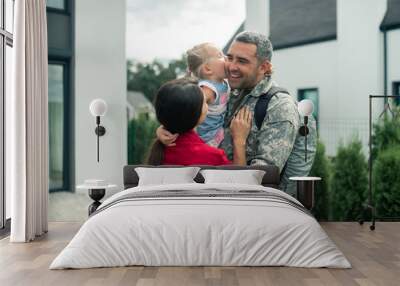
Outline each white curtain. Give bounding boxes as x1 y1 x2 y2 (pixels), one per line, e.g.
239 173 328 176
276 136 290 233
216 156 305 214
9 0 49 242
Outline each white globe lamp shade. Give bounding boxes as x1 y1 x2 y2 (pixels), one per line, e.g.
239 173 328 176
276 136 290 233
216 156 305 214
89 99 107 117
298 99 314 117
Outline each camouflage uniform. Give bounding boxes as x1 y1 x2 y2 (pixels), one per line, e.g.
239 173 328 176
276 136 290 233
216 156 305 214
220 76 317 196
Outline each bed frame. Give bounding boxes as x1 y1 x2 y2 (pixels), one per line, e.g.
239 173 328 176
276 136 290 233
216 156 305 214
123 165 281 189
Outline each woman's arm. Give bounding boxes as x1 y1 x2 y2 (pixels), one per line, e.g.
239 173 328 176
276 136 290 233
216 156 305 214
230 107 252 165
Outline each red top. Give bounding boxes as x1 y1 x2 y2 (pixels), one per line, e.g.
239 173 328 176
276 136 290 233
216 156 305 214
163 130 231 166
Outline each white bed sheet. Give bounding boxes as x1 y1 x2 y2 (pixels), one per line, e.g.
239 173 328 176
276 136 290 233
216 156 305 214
50 183 350 269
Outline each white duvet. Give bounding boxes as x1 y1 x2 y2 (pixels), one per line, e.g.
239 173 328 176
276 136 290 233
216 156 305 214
50 183 351 269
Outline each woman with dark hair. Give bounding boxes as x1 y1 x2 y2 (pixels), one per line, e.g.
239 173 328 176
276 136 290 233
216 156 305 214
147 77 251 165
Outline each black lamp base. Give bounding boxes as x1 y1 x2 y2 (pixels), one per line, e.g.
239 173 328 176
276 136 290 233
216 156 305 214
88 188 106 216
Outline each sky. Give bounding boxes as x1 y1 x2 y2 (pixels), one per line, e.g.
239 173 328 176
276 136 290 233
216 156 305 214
126 0 245 63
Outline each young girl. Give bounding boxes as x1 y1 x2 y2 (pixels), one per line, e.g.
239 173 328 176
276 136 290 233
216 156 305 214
188 43 229 147
147 78 251 166
158 43 229 148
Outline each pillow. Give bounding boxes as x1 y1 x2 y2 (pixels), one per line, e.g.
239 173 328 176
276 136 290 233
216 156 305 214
135 167 200 186
200 169 266 185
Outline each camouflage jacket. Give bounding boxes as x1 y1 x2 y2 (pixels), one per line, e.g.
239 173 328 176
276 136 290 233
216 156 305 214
220 77 317 194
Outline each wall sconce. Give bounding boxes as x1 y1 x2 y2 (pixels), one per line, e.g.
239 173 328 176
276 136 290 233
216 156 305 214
89 99 107 162
298 99 314 162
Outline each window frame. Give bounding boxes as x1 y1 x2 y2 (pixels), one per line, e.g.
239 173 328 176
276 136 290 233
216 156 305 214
48 59 71 193
47 0 74 193
46 0 68 14
1 0 14 231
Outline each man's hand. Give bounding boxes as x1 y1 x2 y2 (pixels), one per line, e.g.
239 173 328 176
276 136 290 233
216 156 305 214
156 125 178 147
230 107 252 145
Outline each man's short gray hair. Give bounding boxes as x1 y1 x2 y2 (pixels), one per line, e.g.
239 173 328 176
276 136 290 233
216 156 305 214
234 31 273 62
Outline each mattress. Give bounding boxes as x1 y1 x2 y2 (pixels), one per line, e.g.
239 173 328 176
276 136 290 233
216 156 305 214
50 183 350 269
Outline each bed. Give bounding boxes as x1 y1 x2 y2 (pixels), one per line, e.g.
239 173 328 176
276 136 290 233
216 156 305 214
50 165 350 269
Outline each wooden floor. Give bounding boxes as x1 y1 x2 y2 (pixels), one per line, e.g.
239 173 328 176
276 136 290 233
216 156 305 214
0 222 399 286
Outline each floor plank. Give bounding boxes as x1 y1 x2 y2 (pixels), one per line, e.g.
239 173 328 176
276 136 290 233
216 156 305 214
0 222 399 286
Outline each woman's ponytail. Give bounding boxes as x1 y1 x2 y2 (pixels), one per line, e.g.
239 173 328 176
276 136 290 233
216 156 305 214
146 139 165 165
146 77 204 165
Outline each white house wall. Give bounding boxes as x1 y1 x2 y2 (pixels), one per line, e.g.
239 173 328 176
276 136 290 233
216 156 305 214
245 0 269 36
387 29 400 93
272 41 340 155
75 0 127 193
249 0 387 155
335 0 386 154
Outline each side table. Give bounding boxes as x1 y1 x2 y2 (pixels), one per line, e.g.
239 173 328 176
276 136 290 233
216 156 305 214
77 180 117 216
289 177 321 210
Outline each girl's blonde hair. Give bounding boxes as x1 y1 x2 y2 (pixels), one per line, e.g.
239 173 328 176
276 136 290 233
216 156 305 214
186 43 214 78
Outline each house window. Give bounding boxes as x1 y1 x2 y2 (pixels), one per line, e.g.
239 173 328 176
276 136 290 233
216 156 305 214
1 0 14 230
298 88 319 129
393 82 400 105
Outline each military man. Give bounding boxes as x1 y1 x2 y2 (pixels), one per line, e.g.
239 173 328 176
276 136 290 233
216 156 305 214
157 31 317 195
221 31 317 194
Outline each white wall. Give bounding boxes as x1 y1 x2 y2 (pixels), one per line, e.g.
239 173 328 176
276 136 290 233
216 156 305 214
245 0 269 35
336 0 386 121
272 41 340 155
387 29 400 92
75 0 126 192
254 0 387 155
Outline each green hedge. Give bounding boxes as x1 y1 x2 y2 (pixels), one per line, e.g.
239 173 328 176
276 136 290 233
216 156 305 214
371 106 400 218
330 139 368 221
372 107 400 159
309 140 330 220
373 146 400 217
128 113 159 164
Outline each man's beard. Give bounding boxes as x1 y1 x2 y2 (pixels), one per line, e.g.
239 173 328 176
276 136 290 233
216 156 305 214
228 72 259 90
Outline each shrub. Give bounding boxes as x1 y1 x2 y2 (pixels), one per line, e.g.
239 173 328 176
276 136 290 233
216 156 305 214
309 140 331 220
330 139 368 221
372 106 400 159
370 105 400 219
128 113 159 164
373 146 400 217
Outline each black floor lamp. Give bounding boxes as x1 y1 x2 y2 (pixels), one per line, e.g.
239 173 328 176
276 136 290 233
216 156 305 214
359 94 400 230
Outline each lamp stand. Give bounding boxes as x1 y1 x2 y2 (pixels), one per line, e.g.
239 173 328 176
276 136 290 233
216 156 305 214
305 130 307 162
94 116 106 162
299 116 310 162
359 95 400 230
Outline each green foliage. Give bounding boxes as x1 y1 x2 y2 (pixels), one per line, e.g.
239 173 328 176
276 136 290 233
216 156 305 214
309 141 331 220
372 106 400 159
127 113 159 164
330 139 368 221
370 105 400 218
126 56 186 164
127 56 187 103
373 146 400 217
